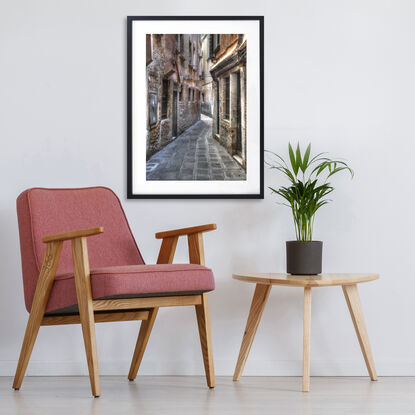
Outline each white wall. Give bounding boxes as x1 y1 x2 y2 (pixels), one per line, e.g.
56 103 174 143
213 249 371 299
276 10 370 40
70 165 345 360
1 0 415 377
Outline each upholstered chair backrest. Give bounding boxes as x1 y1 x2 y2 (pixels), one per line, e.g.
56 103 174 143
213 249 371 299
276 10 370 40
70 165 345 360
16 187 144 311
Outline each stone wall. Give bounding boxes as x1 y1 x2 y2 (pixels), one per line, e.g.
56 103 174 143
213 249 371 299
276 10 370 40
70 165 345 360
178 85 200 134
146 35 165 158
146 34 202 160
215 34 239 59
217 76 233 152
200 35 213 117
210 34 247 169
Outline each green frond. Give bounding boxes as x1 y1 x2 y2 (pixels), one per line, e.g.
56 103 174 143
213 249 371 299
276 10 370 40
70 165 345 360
266 143 353 241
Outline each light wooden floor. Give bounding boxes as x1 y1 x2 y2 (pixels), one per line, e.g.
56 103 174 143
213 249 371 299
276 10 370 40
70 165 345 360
1 376 414 415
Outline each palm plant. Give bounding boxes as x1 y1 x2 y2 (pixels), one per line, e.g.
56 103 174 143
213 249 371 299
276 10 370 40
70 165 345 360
267 143 353 241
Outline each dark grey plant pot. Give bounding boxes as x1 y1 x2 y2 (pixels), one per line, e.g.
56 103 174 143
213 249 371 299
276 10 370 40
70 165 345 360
286 241 323 275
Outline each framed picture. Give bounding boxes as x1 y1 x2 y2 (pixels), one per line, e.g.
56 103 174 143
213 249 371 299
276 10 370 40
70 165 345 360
127 16 264 199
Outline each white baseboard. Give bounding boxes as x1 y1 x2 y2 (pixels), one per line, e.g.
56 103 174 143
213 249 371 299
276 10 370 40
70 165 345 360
1 359 415 377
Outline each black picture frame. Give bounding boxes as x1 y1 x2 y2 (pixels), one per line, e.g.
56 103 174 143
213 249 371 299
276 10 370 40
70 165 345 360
127 16 264 199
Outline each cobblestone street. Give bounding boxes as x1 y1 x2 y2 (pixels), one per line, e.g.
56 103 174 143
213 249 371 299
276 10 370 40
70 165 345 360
146 116 246 180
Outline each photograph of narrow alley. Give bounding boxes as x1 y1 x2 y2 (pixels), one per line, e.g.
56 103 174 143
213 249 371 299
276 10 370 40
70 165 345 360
145 34 247 181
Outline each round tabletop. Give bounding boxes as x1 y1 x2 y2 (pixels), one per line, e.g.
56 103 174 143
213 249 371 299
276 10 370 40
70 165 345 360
232 273 379 287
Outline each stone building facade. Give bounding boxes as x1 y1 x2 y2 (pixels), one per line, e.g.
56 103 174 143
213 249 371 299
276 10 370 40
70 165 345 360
209 34 247 169
146 34 202 159
200 35 214 117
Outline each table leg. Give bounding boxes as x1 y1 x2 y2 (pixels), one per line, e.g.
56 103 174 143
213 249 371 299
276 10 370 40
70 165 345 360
302 287 312 392
342 284 378 381
233 283 271 381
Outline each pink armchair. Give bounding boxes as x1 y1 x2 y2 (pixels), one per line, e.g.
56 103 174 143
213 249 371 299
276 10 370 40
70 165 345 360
13 187 216 396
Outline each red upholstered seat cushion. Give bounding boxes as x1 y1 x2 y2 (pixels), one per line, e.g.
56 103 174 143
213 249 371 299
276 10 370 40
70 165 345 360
46 264 214 313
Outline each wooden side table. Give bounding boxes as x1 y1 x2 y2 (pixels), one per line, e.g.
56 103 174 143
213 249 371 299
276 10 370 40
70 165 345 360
232 273 379 391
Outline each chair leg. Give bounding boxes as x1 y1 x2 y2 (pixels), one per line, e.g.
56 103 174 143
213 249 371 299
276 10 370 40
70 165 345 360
72 237 100 397
128 307 159 381
12 310 43 390
195 293 215 388
78 304 100 397
13 241 63 390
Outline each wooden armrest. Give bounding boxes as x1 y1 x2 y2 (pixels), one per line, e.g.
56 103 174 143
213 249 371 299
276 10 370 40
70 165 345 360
156 224 216 265
155 224 217 240
42 227 104 243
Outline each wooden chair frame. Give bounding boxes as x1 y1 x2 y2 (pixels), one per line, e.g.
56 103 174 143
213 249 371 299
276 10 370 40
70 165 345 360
13 224 217 397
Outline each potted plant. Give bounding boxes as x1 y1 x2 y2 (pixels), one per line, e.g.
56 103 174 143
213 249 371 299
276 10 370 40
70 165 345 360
267 143 353 275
